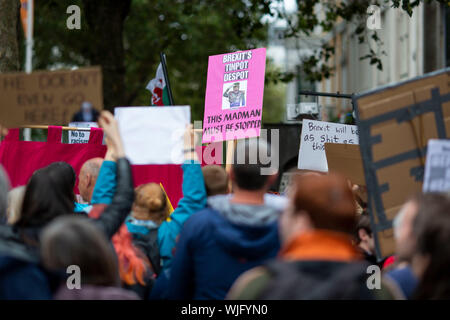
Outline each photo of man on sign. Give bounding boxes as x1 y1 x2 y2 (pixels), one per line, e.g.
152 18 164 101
222 81 247 110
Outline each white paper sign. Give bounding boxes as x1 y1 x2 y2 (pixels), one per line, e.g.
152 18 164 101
68 122 98 144
115 106 191 165
298 119 359 172
423 139 450 192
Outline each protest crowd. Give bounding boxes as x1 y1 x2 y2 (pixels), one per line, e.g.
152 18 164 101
0 106 448 301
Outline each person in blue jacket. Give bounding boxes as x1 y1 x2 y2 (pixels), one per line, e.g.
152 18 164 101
167 139 287 300
95 126 207 275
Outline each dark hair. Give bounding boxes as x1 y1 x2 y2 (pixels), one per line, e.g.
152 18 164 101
412 193 450 299
354 214 372 244
232 139 273 191
41 215 120 286
16 162 75 228
201 165 228 196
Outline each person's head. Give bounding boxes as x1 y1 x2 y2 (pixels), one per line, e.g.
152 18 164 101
41 215 120 287
201 165 229 196
230 138 277 193
0 165 10 223
233 82 240 92
16 162 75 228
280 173 357 244
6 186 26 225
393 195 421 262
354 214 375 255
132 183 168 223
81 101 93 112
411 193 450 299
78 158 103 203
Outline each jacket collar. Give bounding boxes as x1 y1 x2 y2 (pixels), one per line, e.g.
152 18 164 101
280 230 362 262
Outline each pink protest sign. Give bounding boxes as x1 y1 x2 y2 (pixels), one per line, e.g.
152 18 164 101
202 48 266 143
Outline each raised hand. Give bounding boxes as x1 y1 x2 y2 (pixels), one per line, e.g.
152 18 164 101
98 111 125 159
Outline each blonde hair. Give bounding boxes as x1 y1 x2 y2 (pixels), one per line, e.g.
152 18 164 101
132 183 168 223
7 186 25 225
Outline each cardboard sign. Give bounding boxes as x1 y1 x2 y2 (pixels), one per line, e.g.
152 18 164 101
298 119 359 172
115 106 190 165
68 122 98 144
423 139 450 192
202 48 266 143
325 143 365 186
354 68 450 259
0 67 102 128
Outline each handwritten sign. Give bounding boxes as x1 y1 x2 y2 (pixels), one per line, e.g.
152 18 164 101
298 119 359 172
0 67 102 128
115 106 190 165
202 48 266 143
68 122 98 144
423 139 450 192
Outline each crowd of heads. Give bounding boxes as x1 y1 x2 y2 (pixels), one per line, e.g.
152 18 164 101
0 117 450 300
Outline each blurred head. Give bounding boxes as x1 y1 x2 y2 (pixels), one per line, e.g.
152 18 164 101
78 158 103 203
6 186 26 225
16 162 75 228
132 183 168 223
201 165 229 196
411 193 450 299
0 165 10 223
280 173 357 244
41 215 120 286
231 139 277 192
81 101 93 112
393 196 420 262
354 214 375 255
233 82 240 91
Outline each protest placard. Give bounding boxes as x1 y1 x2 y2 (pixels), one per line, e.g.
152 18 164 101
0 67 102 128
202 48 266 143
297 119 359 172
115 106 190 165
354 68 450 259
68 122 98 144
423 139 450 192
325 143 365 186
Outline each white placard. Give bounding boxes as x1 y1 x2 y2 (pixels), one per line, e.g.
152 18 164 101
68 122 98 144
423 139 450 192
298 119 359 172
115 106 191 165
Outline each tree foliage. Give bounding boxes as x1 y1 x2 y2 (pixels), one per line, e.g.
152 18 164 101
22 0 449 121
272 0 448 82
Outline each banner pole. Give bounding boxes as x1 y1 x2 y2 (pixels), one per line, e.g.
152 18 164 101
159 52 175 105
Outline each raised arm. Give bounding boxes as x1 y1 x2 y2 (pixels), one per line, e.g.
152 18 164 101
91 111 134 238
90 144 118 205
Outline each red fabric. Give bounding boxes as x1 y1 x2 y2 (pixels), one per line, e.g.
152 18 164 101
382 255 396 270
0 129 224 209
0 127 106 194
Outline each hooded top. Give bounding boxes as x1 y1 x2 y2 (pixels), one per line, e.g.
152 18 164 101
166 194 286 300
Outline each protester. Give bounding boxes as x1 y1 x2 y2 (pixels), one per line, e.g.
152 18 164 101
166 138 284 300
384 194 424 299
71 101 100 122
41 215 139 300
126 183 169 276
0 111 134 299
201 165 229 196
6 186 26 225
227 173 401 299
354 213 379 266
78 157 104 204
411 193 450 299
